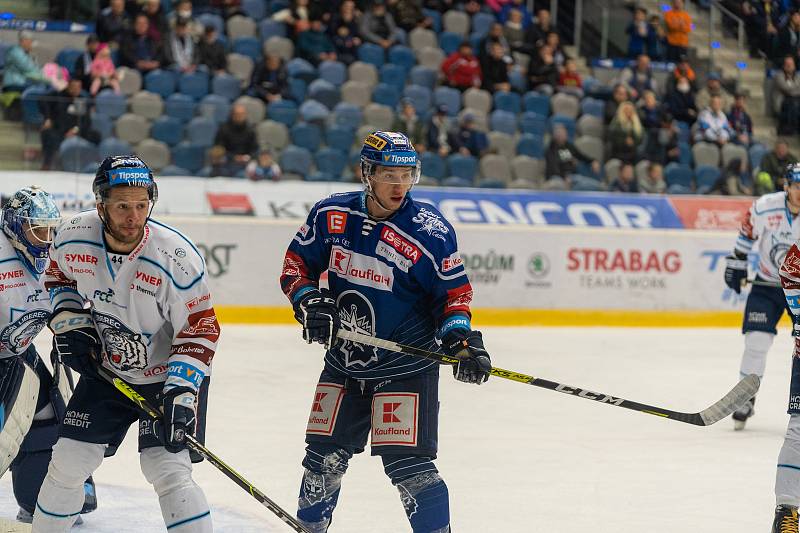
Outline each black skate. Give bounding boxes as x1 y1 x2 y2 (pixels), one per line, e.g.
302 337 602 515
772 504 799 533
732 396 756 431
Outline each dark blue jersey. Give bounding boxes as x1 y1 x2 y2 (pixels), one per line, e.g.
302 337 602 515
281 191 473 380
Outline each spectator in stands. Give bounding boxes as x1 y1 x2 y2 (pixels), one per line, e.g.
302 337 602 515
482 42 512 93
671 54 696 88
528 44 558 95
604 84 630 125
610 162 640 193
329 0 361 41
545 31 568 70
89 43 120 95
609 101 644 163
710 158 753 195
619 54 658 101
426 105 458 157
695 94 734 145
741 1 778 60
392 99 425 147
442 42 482 90
73 34 99 92
460 0 483 18
639 161 667 193
664 0 692 61
360 0 403 50
665 75 698 124
728 90 753 146
40 78 99 170
480 22 512 60
2 30 46 94
647 14 668 61
214 103 258 173
503 11 526 55
761 139 797 189
119 14 165 73
643 110 680 166
245 148 283 181
211 0 245 20
273 0 314 38
297 18 337 65
249 54 289 103
545 124 601 183
198 26 227 75
776 55 800 134
388 0 432 32
331 21 361 65
524 8 553 52
141 0 168 45
774 9 800 67
695 71 729 112
164 17 198 73
168 0 204 39
96 0 129 47
627 7 657 59
498 0 532 29
638 90 661 130
206 145 234 177
558 58 583 97
454 113 488 158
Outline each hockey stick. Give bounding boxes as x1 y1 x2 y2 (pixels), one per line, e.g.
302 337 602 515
336 330 760 426
91 364 310 533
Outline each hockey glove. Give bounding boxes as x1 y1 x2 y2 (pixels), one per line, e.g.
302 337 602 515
158 386 197 453
442 329 492 385
724 253 748 294
293 289 340 348
48 309 102 379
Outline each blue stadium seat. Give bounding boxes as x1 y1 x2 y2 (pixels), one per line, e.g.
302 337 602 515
446 153 478 182
472 12 496 37
517 134 544 158
91 113 114 139
749 143 767 169
318 60 347 87
160 164 191 176
290 122 322 152
372 82 401 108
332 102 362 130
493 91 521 114
548 114 576 140
403 84 432 115
580 97 605 118
268 0 289 14
197 13 224 35
442 176 473 188
380 63 407 92
422 8 442 33
523 91 550 116
388 45 416 72
299 99 330 122
420 152 445 180
233 36 262 62
409 66 437 90
676 121 691 143
439 32 463 56
323 126 353 154
308 78 340 110
242 0 267 20
678 141 692 166
433 86 461 116
665 162 694 190
306 171 337 182
21 85 48 126
280 144 313 177
509 70 527 93
164 93 197 122
212 73 242 101
694 165 721 193
490 110 517 135
519 111 547 136
94 89 127 119
55 48 82 77
187 116 219 147
287 58 317 83
315 147 348 176
144 69 177 98
358 43 385 68
571 175 605 191
98 137 133 159
287 77 307 102
267 99 298 126
479 179 507 189
179 71 210 101
258 18 287 40
58 137 99 173
172 142 206 173
151 116 184 146
199 94 231 123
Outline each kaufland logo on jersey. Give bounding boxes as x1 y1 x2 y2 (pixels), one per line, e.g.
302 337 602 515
380 227 420 263
329 246 394 291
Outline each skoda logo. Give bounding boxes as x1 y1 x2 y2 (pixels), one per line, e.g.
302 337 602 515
70 216 81 224
175 248 186 258
527 253 550 278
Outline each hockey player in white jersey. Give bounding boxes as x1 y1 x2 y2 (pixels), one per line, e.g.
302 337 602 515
31 156 220 532
723 164 800 429
0 187 96 525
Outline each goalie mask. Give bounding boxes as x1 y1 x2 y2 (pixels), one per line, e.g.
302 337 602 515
1 186 61 275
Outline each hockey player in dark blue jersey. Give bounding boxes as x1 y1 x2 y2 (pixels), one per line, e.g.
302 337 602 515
280 131 492 533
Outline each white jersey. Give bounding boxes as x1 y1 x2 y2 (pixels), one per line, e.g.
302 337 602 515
735 191 800 283
45 211 220 391
0 232 50 359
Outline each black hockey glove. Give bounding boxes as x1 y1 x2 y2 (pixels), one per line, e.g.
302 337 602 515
442 329 492 385
158 386 197 453
48 309 102 379
724 252 748 294
293 289 340 348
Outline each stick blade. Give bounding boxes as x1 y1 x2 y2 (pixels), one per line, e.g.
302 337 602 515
698 374 760 426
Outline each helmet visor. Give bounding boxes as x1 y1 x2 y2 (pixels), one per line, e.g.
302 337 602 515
371 163 421 185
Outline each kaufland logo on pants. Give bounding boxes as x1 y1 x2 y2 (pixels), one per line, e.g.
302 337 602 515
371 393 418 446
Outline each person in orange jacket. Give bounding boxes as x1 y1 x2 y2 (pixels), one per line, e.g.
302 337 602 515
663 0 692 61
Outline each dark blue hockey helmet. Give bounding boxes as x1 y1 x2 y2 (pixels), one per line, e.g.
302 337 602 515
359 131 421 186
785 162 800 185
93 155 158 203
1 186 61 275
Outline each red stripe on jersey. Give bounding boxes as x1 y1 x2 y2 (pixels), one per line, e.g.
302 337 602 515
177 308 221 343
280 251 315 299
171 342 214 365
44 260 76 290
740 210 755 240
781 244 800 281
444 283 473 315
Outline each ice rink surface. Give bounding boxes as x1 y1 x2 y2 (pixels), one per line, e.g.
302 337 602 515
1 325 795 532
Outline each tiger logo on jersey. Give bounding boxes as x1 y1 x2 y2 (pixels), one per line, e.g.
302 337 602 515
94 312 149 371
0 309 49 354
336 290 378 367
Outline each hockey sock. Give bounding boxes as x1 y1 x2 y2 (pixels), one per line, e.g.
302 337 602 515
383 455 450 533
140 447 212 532
32 438 105 533
10 412 58 514
777 415 800 506
298 444 352 532
740 331 774 379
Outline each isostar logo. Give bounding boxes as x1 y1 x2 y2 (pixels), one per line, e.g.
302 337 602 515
312 392 327 412
327 211 348 234
65 253 98 265
135 271 162 287
328 246 393 291
566 249 681 273
185 293 211 311
442 252 463 272
382 153 415 164
380 227 420 263
0 270 24 281
383 402 401 423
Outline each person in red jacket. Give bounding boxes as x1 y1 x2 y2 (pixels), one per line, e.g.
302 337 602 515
441 41 482 90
